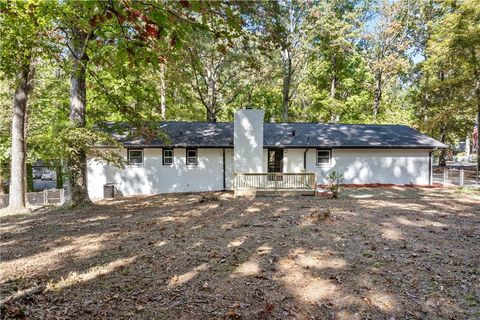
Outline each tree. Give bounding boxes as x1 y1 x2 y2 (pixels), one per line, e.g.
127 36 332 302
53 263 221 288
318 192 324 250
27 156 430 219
275 1 311 121
363 0 413 117
249 1 312 121
0 1 55 211
425 0 480 168
305 0 370 123
184 31 254 122
55 0 246 206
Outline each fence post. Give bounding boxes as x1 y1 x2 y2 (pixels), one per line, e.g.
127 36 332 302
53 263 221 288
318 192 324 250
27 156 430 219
60 188 64 204
43 189 48 204
443 167 448 187
459 168 464 187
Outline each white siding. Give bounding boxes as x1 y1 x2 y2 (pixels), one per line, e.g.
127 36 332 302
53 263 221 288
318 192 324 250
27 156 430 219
303 148 431 185
225 149 234 190
283 149 305 173
87 148 227 199
88 147 433 198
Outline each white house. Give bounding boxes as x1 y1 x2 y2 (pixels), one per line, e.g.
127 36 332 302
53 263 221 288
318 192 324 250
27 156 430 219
87 109 446 198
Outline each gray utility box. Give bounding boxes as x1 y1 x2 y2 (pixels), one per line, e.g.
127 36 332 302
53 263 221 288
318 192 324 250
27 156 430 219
103 183 115 199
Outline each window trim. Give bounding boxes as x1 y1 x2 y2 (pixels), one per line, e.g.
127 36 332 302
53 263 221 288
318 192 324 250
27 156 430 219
186 148 198 166
162 148 174 166
316 149 331 166
127 148 144 166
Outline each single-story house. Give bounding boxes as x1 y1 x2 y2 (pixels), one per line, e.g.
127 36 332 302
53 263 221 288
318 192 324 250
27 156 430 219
87 109 446 198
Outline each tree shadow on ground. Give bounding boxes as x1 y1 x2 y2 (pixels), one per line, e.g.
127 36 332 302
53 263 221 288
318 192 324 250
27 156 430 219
0 188 479 319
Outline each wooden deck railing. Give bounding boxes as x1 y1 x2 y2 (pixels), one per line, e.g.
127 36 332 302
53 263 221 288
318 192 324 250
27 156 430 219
233 172 317 196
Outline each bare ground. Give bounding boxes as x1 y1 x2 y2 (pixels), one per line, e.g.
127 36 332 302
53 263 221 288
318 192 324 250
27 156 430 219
0 188 479 320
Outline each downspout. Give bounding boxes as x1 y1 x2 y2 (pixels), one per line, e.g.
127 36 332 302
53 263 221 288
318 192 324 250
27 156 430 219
223 148 226 191
303 148 308 170
429 150 433 186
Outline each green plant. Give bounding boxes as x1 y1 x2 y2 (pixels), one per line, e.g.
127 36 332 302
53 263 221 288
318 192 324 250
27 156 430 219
322 171 344 198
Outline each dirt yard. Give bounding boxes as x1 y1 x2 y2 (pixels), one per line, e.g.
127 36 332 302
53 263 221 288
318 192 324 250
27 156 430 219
1 188 479 319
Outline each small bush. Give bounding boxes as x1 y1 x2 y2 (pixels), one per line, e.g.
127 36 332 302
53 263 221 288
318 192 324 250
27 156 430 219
323 171 344 198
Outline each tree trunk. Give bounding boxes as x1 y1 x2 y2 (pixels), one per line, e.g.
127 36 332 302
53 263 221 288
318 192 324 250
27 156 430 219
8 64 34 211
67 29 92 207
330 55 337 100
0 163 4 195
373 71 382 117
159 63 167 120
26 163 34 192
281 48 292 122
206 107 217 122
439 123 447 166
205 69 217 122
330 54 338 123
471 51 480 175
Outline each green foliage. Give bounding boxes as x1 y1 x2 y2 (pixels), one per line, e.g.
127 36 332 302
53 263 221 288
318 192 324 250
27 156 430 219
322 171 345 199
0 0 478 186
411 0 479 147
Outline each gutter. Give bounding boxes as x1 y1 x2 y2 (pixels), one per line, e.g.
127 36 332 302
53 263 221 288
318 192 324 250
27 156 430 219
429 150 434 186
223 148 226 191
95 144 447 149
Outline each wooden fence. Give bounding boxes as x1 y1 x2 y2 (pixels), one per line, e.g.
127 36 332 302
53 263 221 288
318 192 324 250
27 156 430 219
233 172 317 196
0 189 65 209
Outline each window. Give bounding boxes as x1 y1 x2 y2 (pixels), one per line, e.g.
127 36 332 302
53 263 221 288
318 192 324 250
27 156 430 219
186 148 198 165
316 149 331 166
128 149 143 166
163 148 173 166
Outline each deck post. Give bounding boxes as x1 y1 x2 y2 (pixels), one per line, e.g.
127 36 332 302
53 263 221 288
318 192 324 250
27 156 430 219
274 173 278 195
233 173 237 197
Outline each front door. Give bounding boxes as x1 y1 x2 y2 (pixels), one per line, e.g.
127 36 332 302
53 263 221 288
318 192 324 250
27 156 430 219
268 149 283 180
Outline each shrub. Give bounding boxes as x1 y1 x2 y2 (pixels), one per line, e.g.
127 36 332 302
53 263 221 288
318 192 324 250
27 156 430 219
322 171 344 199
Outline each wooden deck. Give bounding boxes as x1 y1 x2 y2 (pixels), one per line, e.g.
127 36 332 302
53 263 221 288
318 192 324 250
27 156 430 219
233 172 317 196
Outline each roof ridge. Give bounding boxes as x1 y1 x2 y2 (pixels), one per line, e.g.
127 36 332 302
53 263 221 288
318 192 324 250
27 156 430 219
101 121 413 127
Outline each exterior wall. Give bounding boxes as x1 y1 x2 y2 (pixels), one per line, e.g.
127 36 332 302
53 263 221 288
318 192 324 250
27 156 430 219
283 149 305 173
263 149 268 172
261 147 431 185
302 148 432 185
234 109 264 173
225 148 234 190
88 147 433 198
87 148 227 199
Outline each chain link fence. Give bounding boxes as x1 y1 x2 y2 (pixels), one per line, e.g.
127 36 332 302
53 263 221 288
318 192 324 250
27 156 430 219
0 188 65 209
433 165 479 188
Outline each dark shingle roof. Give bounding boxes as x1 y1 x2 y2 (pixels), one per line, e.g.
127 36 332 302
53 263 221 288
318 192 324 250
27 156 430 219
263 123 446 148
103 122 446 149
